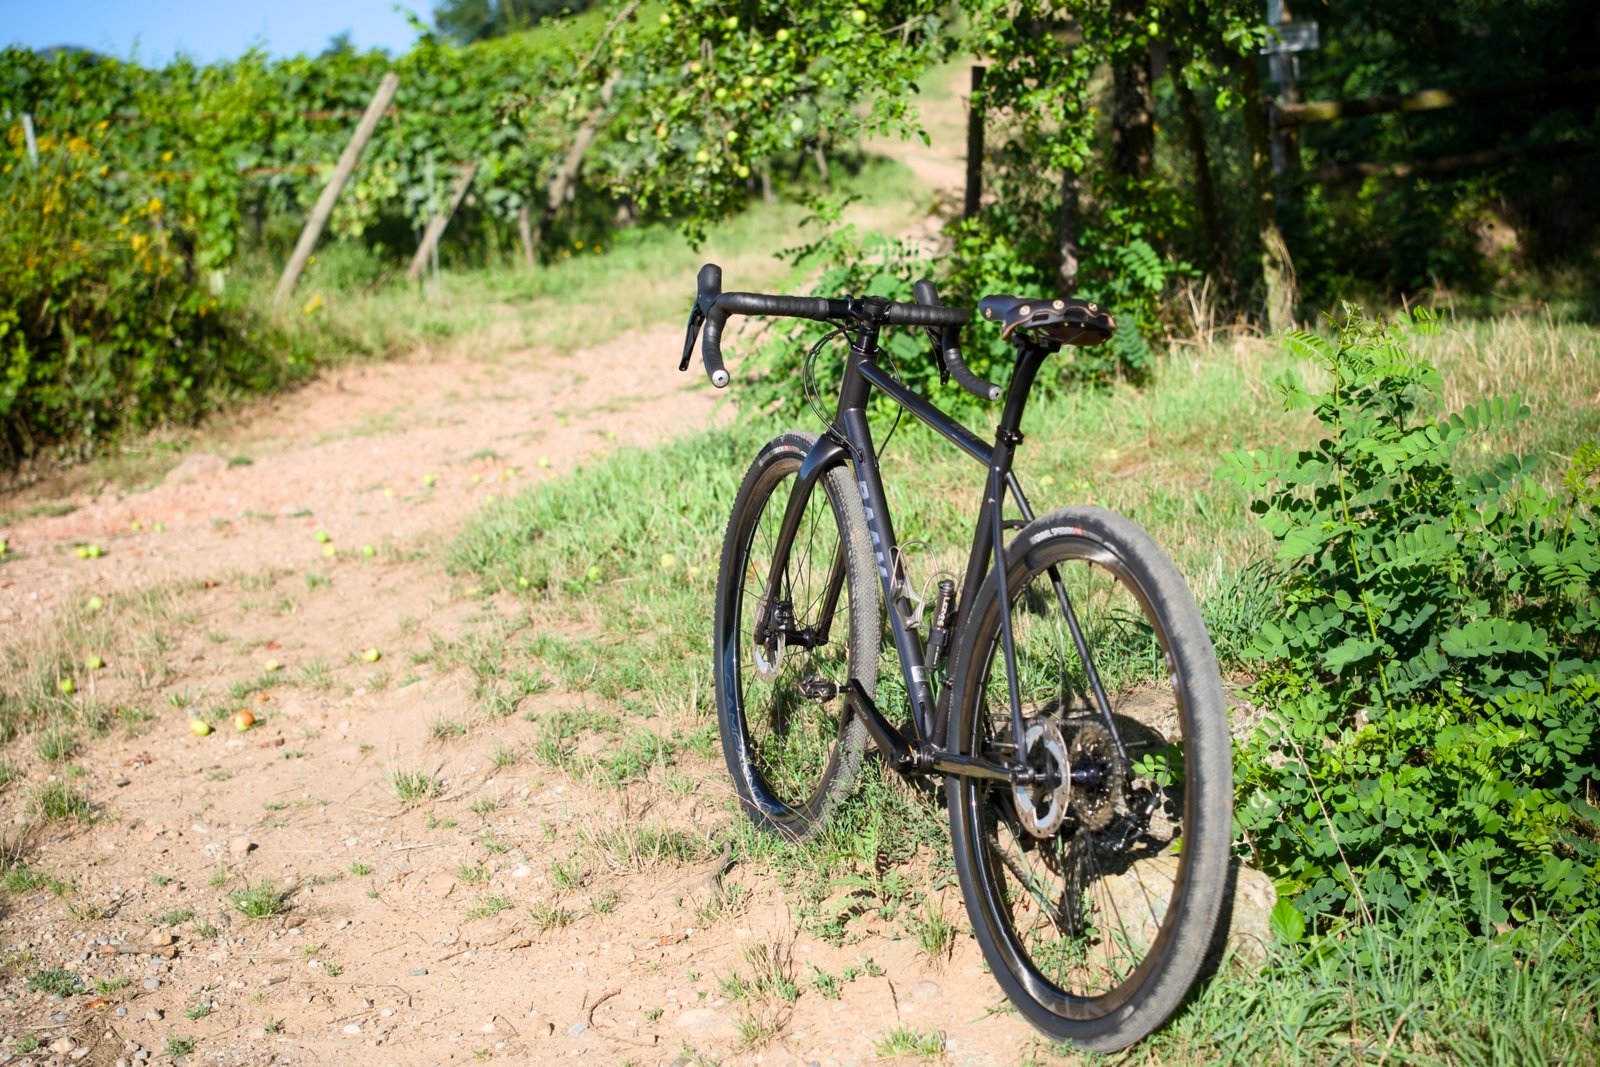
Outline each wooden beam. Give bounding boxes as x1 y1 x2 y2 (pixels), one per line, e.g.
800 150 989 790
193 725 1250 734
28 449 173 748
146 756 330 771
1307 139 1600 185
1273 68 1600 129
274 72 400 305
406 161 480 281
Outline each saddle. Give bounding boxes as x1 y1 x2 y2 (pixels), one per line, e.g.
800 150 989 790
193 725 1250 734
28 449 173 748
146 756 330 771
977 295 1116 347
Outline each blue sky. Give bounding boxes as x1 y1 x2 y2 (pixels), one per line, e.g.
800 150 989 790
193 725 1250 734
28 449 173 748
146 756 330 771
2 0 425 64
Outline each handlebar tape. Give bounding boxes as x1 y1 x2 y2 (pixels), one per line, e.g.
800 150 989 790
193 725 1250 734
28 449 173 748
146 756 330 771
689 264 970 389
912 279 1001 402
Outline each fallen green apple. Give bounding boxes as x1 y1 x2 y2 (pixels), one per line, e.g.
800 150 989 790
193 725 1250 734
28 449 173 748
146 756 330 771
361 647 381 663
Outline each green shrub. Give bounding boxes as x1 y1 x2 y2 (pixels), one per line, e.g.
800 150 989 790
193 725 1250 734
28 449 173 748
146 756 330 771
1224 307 1600 930
0 124 311 464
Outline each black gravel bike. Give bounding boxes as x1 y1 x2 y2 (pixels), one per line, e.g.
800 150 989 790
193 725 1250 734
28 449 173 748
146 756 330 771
679 263 1231 1051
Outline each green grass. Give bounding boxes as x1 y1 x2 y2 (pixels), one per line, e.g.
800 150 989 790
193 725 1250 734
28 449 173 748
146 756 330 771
228 879 289 920
31 780 92 822
389 768 443 804
1144 908 1600 1064
874 1026 945 1059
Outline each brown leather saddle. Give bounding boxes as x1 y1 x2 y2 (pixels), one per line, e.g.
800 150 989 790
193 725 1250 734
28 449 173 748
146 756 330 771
977 295 1116 347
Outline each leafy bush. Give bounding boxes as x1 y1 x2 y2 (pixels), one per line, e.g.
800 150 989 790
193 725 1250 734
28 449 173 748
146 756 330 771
1224 308 1600 930
1 125 309 464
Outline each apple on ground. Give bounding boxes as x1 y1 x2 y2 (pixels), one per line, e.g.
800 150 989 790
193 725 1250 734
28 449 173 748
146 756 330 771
189 719 212 736
361 647 382 663
233 710 256 731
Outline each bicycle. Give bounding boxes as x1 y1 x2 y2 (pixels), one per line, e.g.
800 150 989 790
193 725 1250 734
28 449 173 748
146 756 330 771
678 263 1232 1051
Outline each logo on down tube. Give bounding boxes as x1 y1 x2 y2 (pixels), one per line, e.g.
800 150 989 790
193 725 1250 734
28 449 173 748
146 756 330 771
859 479 890 580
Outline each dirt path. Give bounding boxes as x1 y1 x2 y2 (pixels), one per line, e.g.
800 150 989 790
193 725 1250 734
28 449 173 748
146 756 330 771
0 70 1073 1067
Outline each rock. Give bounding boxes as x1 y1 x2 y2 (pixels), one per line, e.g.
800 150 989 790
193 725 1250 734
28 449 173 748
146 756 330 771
909 980 940 1002
1098 855 1279 970
148 929 176 947
143 978 162 991
426 874 455 898
343 1023 361 1035
229 836 254 857
409 968 428 977
567 1022 587 1035
1226 863 1279 968
71 1047 90 1060
50 1038 76 1055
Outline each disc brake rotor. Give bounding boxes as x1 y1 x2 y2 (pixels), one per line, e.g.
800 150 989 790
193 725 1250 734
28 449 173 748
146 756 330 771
1012 719 1072 839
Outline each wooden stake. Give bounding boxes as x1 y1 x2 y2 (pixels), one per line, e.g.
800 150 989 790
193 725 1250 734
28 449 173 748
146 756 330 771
406 161 480 282
274 72 400 305
963 66 986 219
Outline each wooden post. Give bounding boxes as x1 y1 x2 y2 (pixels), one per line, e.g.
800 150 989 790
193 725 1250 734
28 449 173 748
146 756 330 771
274 71 400 306
1235 53 1295 332
406 161 480 282
517 202 536 268
1172 68 1231 290
21 113 39 167
533 74 621 250
963 65 986 219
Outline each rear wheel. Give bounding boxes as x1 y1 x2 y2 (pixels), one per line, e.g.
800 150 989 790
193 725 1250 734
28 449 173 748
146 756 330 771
713 432 880 840
946 506 1231 1051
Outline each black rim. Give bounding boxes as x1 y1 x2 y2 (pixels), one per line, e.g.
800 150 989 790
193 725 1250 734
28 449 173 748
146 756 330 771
721 457 853 828
959 535 1193 1020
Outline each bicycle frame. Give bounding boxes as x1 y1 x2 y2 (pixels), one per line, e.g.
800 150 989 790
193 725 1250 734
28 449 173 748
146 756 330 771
753 317 1125 787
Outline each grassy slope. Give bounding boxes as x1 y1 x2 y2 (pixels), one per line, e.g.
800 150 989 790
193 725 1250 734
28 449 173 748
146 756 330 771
449 309 1600 1059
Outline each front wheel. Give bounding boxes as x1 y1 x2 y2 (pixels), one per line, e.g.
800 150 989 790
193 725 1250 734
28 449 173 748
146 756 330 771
946 506 1231 1051
713 432 881 841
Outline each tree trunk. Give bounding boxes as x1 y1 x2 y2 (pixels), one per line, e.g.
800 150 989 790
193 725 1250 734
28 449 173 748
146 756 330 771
964 65 986 219
1057 168 1081 291
1235 53 1296 332
1110 0 1155 183
1171 66 1231 290
516 202 535 269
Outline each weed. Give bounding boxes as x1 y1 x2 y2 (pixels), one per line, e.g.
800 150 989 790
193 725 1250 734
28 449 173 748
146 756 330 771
35 728 77 763
154 908 194 927
164 1036 195 1057
490 743 519 768
31 781 92 822
470 795 498 815
390 769 442 804
350 860 374 877
185 1001 213 1020
95 975 132 994
26 968 81 996
874 1026 945 1059
429 716 469 740
229 879 288 920
466 894 514 919
592 888 620 914
458 861 489 884
529 901 573 930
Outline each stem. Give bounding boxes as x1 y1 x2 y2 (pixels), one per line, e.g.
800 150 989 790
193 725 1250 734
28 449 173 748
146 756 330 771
1329 348 1392 706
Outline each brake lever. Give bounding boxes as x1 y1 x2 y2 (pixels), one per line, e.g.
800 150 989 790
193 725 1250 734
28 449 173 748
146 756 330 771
924 326 951 386
679 304 706 373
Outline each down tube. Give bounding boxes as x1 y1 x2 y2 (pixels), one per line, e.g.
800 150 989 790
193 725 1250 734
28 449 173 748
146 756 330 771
837 407 937 740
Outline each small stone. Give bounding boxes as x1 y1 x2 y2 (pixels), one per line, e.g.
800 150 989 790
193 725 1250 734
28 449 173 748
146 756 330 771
145 1009 163 1021
426 874 455 898
567 1022 588 1035
381 1008 395 1018
409 968 428 976
343 1023 361 1035
50 1038 76 1055
71 1047 90 1060
909 980 941 1001
148 929 176 947
116 1006 128 1017
229 836 254 857
511 865 531 879
116 1059 131 1067
538 1022 555 1037
282 915 306 929
142 978 161 990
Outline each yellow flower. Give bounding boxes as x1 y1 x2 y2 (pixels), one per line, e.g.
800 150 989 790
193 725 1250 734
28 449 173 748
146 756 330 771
146 196 163 215
98 165 109 177
574 240 584 250
129 234 149 254
301 294 324 315
95 120 109 132
161 150 173 163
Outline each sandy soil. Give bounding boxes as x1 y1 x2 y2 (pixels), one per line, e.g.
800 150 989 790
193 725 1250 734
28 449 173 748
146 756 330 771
0 70 1090 1067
